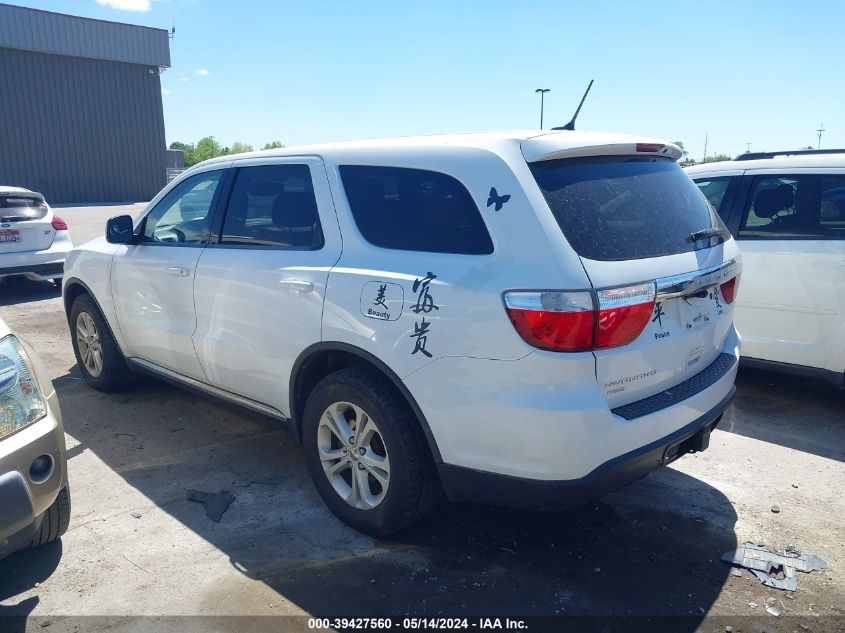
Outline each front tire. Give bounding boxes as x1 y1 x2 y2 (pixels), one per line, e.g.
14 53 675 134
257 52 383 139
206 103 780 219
28 486 70 549
302 367 442 536
70 294 132 392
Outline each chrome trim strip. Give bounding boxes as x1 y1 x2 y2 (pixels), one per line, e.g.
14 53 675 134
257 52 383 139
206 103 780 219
127 358 288 421
655 256 742 301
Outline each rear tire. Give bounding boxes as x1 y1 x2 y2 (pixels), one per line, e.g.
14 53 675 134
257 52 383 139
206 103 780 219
70 294 132 392
302 366 442 536
28 486 70 549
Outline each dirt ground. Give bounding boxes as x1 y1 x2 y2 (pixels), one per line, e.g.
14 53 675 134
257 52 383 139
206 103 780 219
0 204 843 632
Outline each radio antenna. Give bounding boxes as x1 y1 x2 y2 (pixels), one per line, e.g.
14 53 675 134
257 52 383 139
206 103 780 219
552 80 594 131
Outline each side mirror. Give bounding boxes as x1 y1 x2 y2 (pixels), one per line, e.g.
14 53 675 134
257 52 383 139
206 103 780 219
106 215 135 244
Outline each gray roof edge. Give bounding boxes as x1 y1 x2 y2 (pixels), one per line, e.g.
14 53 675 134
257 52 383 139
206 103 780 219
0 3 171 68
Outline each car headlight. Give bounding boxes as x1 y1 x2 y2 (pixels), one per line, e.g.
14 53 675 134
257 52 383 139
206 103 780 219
0 335 48 440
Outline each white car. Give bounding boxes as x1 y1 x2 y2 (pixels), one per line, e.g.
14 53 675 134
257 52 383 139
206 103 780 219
686 150 845 388
63 131 741 535
0 187 71 286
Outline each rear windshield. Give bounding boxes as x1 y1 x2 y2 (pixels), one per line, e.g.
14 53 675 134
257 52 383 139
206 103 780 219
529 156 725 261
0 194 47 222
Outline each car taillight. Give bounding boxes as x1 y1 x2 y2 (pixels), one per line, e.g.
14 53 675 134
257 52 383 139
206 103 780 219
720 274 740 304
595 283 656 349
504 291 595 352
51 217 68 231
504 282 656 352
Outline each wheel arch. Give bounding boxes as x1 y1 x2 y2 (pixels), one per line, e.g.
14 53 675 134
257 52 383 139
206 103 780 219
289 342 443 463
63 277 126 356
62 277 94 323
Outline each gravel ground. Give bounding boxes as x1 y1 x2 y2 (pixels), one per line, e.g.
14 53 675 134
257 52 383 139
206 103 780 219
0 204 843 632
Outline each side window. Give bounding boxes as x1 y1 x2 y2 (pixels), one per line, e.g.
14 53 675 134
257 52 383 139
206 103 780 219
820 176 845 237
142 171 222 244
221 164 324 249
339 165 494 255
693 177 732 220
739 175 844 239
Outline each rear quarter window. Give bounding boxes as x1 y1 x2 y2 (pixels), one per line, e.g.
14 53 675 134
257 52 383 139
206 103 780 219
339 165 494 255
530 157 726 261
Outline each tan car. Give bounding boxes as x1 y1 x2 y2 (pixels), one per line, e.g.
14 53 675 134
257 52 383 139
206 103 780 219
0 316 69 559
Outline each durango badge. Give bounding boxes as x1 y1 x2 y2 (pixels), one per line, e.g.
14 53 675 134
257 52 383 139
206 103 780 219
359 281 404 321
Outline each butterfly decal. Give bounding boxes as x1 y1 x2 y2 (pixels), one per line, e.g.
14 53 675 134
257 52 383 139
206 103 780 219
486 187 511 212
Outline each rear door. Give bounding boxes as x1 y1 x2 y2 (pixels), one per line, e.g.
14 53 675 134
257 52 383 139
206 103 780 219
728 169 845 372
528 154 741 407
0 193 55 255
192 157 342 415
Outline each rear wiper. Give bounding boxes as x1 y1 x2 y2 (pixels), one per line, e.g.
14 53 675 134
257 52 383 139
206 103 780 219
687 227 726 243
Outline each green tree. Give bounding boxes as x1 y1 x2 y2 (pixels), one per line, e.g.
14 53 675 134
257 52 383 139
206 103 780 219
262 141 284 150
193 136 226 164
229 142 254 154
673 140 689 161
703 153 732 163
169 141 195 166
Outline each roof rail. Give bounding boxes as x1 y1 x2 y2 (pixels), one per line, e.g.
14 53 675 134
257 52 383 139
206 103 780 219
734 148 845 161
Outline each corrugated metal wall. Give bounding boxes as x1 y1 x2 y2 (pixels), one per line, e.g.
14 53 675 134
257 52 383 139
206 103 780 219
0 3 170 67
0 48 167 203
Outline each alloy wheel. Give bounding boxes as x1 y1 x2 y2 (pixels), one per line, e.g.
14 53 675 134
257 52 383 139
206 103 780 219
317 401 391 510
76 311 103 377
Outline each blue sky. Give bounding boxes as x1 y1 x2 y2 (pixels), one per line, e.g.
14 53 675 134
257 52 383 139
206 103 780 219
13 0 845 159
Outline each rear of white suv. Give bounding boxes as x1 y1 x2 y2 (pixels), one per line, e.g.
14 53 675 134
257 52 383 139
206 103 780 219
62 131 741 535
0 187 71 286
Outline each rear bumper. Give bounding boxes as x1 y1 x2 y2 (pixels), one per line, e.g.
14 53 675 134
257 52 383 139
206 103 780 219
405 326 740 483
0 235 72 280
439 387 732 509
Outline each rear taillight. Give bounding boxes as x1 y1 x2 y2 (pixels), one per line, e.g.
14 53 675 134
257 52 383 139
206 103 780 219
504 291 594 352
504 282 656 352
595 283 656 349
51 217 68 231
720 274 740 304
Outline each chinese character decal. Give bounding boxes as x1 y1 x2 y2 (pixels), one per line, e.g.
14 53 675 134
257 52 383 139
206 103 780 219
411 272 439 315
373 283 388 309
410 318 432 358
652 303 665 328
410 272 439 356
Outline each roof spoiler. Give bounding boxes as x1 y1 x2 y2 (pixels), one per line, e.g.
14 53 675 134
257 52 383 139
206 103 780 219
0 190 44 202
735 148 845 161
522 138 683 163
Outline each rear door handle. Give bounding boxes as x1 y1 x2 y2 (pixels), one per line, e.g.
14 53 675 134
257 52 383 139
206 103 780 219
165 266 190 277
279 280 314 293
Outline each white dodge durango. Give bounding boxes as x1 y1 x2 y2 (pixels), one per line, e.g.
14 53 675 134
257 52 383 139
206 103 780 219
62 131 742 535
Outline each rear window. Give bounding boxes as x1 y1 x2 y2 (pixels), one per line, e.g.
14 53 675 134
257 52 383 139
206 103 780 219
0 194 47 222
530 157 725 261
339 165 493 255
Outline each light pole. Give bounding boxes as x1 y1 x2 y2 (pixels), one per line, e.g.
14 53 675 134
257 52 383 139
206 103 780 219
535 88 550 129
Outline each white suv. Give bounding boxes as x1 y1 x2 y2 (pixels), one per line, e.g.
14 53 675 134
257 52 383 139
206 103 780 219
686 150 845 388
63 131 741 535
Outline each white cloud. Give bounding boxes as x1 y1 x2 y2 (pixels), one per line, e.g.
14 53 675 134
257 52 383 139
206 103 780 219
162 87 171 95
195 68 209 76
95 0 151 12
179 76 189 82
